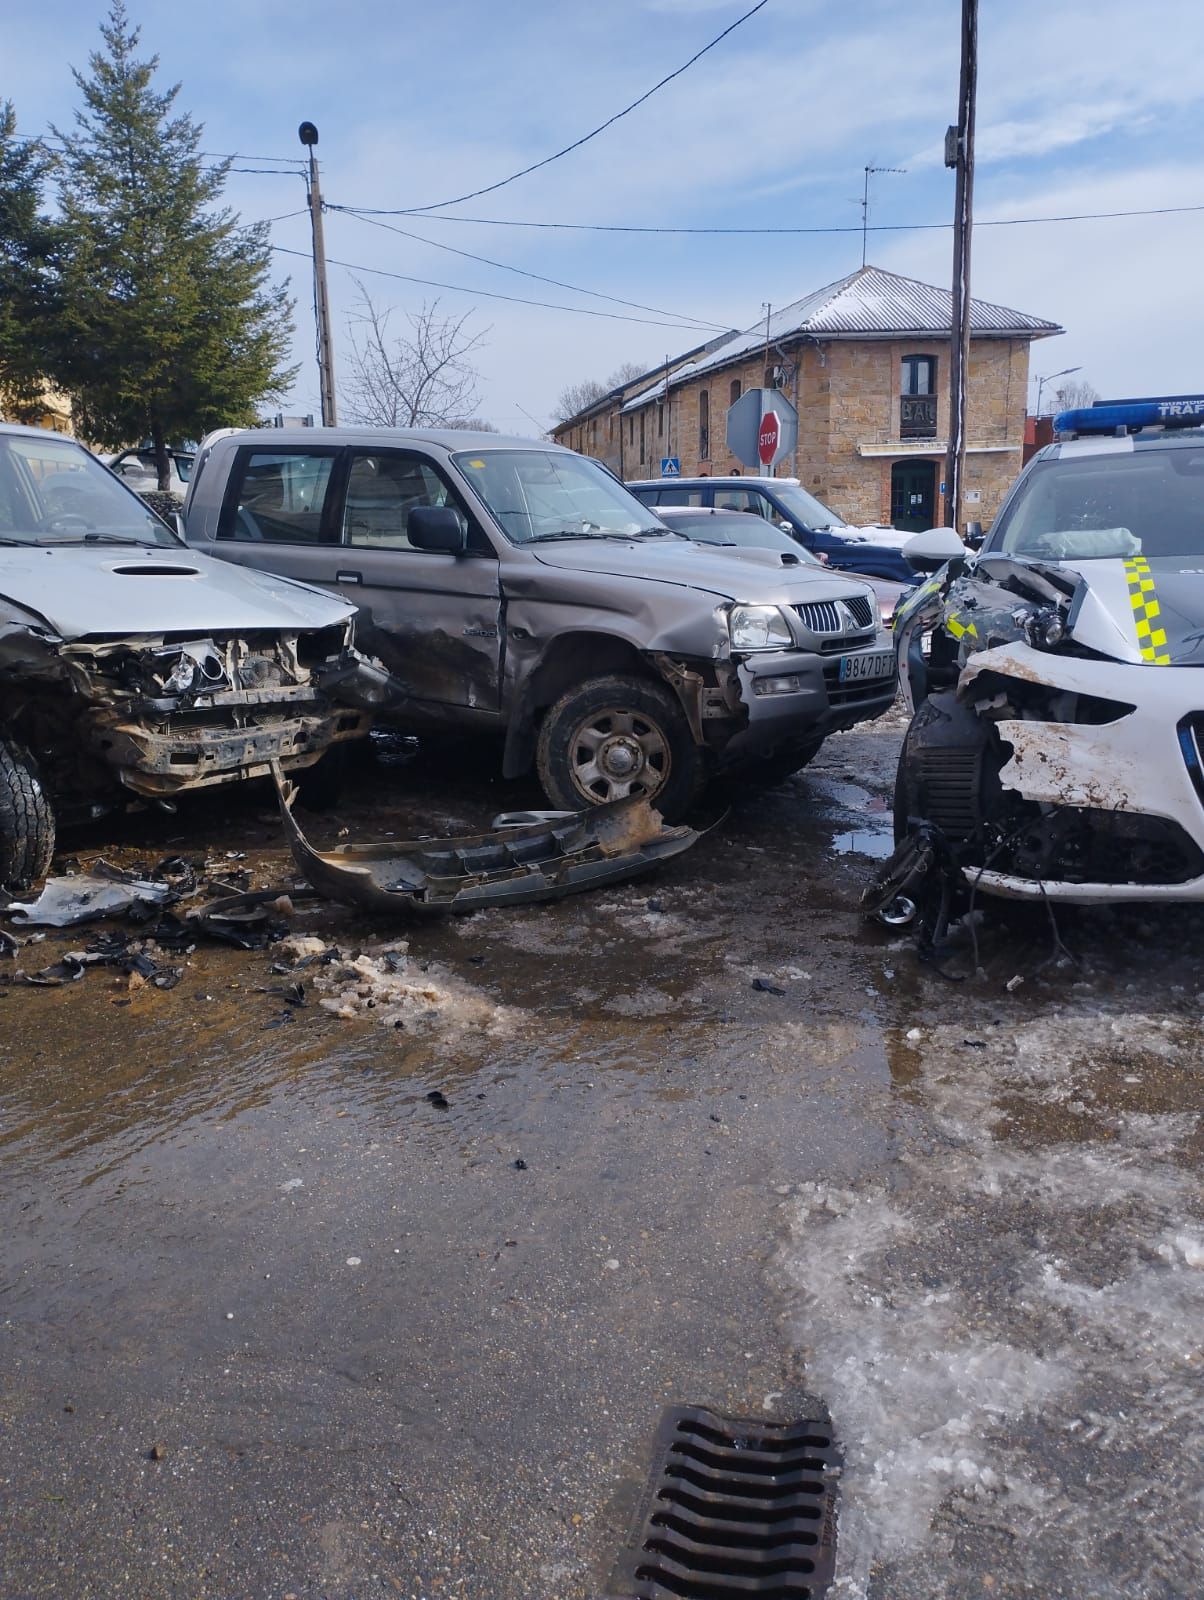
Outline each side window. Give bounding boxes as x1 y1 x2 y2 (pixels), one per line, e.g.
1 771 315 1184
656 487 706 507
219 450 337 543
342 451 469 551
713 487 769 516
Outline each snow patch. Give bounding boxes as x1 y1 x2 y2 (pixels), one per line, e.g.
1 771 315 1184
779 1010 1204 1597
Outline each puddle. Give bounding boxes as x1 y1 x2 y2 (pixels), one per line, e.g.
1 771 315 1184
830 827 895 859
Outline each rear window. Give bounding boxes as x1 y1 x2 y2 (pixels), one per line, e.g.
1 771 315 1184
219 449 338 543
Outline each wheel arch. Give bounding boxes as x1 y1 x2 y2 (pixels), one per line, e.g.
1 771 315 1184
502 630 668 779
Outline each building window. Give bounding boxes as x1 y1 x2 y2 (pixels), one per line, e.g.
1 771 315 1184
900 354 937 439
730 378 742 406
699 389 710 460
657 401 664 438
901 354 936 395
639 410 646 464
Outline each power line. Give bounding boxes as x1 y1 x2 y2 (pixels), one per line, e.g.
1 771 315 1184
329 207 730 332
398 0 769 214
269 243 732 331
338 200 1204 235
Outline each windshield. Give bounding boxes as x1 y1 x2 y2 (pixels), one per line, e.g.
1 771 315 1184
991 445 1204 561
769 482 847 530
0 434 177 547
452 449 665 543
666 511 820 560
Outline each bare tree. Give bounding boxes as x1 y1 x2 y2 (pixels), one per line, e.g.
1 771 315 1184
1053 377 1100 412
554 360 650 422
555 376 608 422
442 417 498 432
343 282 489 427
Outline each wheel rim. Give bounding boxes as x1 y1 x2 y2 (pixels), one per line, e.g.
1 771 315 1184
566 706 671 803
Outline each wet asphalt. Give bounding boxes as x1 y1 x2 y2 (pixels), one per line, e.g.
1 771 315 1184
1 718 1202 1600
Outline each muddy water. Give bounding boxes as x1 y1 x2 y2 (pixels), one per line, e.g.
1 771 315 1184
1 724 1202 1599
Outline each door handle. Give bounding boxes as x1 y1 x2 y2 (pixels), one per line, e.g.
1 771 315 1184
336 570 363 584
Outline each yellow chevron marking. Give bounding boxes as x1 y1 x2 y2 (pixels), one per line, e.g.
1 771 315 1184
1123 557 1172 664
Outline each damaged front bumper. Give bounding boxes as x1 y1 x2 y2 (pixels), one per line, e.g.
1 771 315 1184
713 635 898 766
71 643 396 799
273 765 702 912
102 704 372 797
958 642 1204 902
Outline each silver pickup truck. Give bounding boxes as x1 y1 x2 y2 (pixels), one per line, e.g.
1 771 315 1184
0 425 381 888
183 429 898 816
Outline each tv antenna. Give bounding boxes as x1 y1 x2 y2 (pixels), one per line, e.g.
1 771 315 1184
860 165 906 267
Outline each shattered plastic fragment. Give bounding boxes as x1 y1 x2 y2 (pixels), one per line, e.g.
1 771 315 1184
4 864 174 927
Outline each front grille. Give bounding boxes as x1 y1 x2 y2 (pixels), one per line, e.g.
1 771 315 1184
796 600 841 634
607 1405 838 1600
796 595 876 638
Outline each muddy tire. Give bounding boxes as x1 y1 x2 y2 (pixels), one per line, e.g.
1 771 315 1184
0 739 55 892
535 674 702 821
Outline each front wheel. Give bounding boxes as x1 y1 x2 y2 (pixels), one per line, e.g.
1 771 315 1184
0 739 56 891
535 674 702 821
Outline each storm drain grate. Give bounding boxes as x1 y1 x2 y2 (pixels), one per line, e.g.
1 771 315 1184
607 1404 839 1600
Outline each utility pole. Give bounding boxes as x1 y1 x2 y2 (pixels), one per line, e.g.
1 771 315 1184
299 120 337 427
762 304 773 477
860 165 906 268
944 0 977 533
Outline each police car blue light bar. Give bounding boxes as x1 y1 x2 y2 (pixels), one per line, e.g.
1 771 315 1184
1054 395 1204 435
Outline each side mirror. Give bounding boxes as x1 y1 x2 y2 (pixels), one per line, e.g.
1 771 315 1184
964 520 985 549
408 505 466 553
903 526 965 574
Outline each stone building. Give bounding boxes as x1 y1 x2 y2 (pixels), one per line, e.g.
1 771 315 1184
553 265 1062 530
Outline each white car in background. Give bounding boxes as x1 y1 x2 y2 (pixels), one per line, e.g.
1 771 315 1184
103 446 195 495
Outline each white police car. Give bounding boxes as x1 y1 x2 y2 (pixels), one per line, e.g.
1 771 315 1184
887 393 1204 904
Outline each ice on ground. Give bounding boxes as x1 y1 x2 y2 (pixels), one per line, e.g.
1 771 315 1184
779 1011 1204 1599
303 942 518 1040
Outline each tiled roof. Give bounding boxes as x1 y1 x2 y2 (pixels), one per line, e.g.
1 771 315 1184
621 266 1061 410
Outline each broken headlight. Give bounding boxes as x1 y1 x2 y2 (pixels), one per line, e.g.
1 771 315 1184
1017 605 1066 650
728 604 794 652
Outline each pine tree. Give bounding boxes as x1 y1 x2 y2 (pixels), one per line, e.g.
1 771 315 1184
0 104 60 422
50 3 296 486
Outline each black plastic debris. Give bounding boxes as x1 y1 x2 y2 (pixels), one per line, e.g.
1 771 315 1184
607 1404 838 1600
185 891 295 949
752 977 786 996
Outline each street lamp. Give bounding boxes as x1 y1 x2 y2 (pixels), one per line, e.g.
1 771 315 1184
1034 365 1082 418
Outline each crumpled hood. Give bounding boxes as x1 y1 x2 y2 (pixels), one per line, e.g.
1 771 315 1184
0 544 355 641
527 537 872 605
1060 557 1204 665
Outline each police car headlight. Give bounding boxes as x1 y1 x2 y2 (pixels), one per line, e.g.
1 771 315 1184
1020 606 1065 649
728 604 794 652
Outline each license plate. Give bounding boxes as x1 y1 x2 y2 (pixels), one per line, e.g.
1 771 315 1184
839 649 895 683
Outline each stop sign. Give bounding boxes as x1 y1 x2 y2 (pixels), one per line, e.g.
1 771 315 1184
758 411 780 466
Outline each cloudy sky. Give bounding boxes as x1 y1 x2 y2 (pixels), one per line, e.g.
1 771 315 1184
8 0 1204 430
